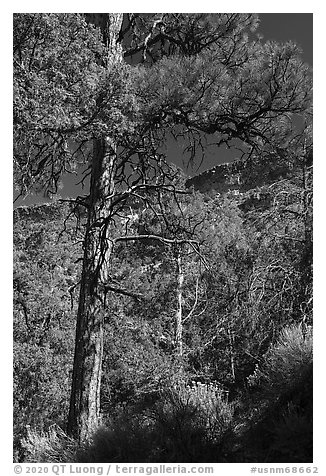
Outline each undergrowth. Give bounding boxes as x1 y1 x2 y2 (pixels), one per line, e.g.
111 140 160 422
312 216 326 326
19 325 313 463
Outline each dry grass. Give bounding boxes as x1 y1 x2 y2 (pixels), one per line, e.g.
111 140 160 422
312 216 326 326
21 424 78 463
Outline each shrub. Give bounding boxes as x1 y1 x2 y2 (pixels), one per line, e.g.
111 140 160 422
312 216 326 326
77 412 157 463
76 381 234 463
13 339 73 456
244 324 313 463
175 381 233 441
247 324 313 398
149 386 205 461
78 390 208 462
147 381 234 461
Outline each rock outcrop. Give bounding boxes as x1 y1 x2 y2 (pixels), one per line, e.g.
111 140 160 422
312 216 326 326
185 152 297 196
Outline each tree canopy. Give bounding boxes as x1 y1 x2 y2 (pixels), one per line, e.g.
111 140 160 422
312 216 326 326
14 13 312 198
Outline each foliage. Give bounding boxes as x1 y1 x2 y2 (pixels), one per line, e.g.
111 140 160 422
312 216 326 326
14 13 135 196
102 312 177 408
135 37 311 163
13 203 81 459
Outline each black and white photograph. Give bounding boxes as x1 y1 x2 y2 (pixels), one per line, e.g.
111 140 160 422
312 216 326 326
12 10 313 466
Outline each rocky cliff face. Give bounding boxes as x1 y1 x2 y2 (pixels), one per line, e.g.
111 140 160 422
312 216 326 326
14 201 67 223
185 152 296 196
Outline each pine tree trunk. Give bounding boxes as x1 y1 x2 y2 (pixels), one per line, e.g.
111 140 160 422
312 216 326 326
67 13 123 442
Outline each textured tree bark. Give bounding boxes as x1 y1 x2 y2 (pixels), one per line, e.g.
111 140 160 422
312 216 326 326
67 13 123 442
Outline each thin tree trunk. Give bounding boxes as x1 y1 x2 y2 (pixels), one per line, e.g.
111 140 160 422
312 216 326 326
175 250 184 359
227 325 236 383
67 13 123 442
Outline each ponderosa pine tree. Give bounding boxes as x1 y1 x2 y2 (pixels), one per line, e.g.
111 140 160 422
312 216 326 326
14 13 312 441
66 13 125 443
